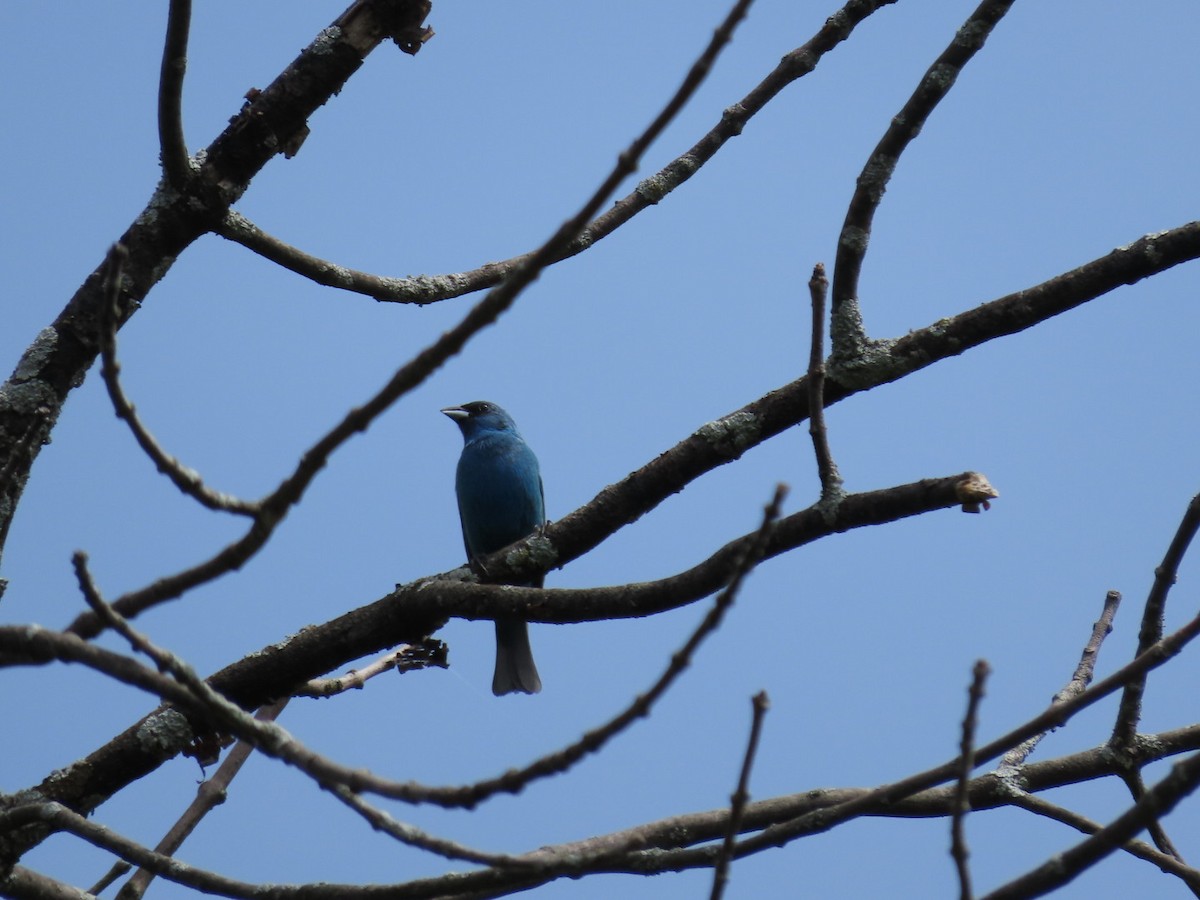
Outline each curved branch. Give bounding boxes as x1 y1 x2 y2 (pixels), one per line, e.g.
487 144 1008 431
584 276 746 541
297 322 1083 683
215 0 901 305
157 0 192 188
97 245 258 515
831 0 1016 345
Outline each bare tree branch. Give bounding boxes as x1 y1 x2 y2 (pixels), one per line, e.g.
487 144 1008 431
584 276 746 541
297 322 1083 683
296 641 448 698
2 865 96 900
214 0 901 306
711 690 770 900
1005 791 1200 894
157 0 192 188
805 262 843 504
1112 492 1200 747
952 660 991 900
982 749 1200 900
831 0 1016 352
999 590 1121 769
97 244 258 515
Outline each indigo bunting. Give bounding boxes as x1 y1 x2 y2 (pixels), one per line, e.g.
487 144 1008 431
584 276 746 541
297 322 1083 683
442 401 544 695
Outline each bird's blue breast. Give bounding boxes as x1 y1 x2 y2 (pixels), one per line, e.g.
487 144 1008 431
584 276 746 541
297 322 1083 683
455 431 545 558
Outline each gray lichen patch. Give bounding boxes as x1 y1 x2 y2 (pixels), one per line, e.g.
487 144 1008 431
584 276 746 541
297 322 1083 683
0 378 58 416
310 26 343 55
12 328 57 382
696 410 761 458
135 708 194 755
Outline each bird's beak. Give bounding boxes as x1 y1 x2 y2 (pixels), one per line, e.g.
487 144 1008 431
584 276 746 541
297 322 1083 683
441 406 469 421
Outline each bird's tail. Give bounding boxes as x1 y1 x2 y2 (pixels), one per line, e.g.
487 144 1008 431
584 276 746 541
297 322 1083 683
492 617 542 695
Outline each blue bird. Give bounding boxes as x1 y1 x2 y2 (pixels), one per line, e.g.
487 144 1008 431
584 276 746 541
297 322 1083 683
442 401 544 695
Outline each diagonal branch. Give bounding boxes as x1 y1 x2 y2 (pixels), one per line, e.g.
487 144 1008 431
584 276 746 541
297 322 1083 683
1111 492 1200 747
1005 791 1200 894
982 749 1200 900
831 0 1017 351
999 590 1121 769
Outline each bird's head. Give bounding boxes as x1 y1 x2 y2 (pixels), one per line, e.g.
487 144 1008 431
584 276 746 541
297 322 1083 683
441 401 520 440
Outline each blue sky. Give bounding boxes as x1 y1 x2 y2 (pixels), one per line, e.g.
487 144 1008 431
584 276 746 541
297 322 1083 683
3 1 1200 897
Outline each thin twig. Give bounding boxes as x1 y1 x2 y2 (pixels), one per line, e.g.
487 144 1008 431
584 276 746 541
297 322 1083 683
157 0 192 187
98 244 257 516
831 0 1017 353
328 785 533 868
88 861 131 896
982 748 1200 900
62 0 756 644
710 690 770 900
114 698 290 900
952 660 990 900
1 806 266 899
1108 494 1200 866
806 262 843 503
999 590 1121 769
295 642 448 698
1005 790 1200 893
1112 493 1200 748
